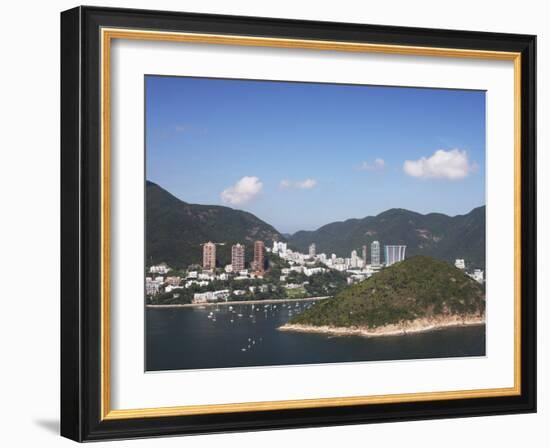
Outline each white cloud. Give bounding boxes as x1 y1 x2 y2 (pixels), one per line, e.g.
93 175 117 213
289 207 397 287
280 178 318 189
403 149 476 180
221 176 263 205
357 158 385 171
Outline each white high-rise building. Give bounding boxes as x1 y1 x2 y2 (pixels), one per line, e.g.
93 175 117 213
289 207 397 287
455 259 466 269
351 250 359 268
371 241 380 267
272 241 287 255
384 245 407 266
309 243 316 257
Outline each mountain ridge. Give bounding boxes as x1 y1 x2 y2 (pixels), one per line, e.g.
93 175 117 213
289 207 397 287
288 205 485 269
146 180 485 270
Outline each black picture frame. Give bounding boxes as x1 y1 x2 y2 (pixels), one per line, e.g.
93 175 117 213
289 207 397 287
61 5 536 442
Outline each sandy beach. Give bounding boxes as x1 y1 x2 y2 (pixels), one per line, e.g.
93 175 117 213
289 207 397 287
278 314 485 338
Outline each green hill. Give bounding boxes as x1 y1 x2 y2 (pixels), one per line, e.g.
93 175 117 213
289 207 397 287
290 256 485 329
288 206 485 269
146 181 282 268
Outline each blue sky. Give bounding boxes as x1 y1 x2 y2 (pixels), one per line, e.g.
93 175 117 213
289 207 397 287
146 76 486 234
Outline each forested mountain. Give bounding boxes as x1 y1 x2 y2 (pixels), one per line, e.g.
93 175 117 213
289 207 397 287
289 206 485 269
146 181 282 268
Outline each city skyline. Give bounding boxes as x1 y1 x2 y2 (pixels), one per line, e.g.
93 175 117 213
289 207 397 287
195 237 407 274
146 76 486 233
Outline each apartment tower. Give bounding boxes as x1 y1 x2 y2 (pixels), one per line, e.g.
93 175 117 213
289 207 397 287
253 240 265 273
384 245 407 266
202 241 216 270
231 243 245 272
371 241 380 267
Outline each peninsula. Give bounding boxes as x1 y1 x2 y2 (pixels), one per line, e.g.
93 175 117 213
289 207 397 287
279 256 485 337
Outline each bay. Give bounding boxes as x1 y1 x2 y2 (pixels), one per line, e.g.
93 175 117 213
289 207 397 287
146 300 486 371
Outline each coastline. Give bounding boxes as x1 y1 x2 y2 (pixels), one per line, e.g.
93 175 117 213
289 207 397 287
278 314 485 338
146 296 331 309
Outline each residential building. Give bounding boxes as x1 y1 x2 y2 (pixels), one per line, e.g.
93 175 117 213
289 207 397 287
149 263 170 274
272 241 287 255
231 243 245 272
455 259 466 269
192 289 230 304
145 277 163 296
469 269 484 284
304 267 326 276
253 240 265 272
384 245 407 266
351 250 359 268
371 241 381 267
165 276 181 286
362 245 368 264
309 243 316 257
202 241 216 270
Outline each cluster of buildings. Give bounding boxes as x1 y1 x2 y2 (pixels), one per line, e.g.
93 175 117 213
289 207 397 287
454 258 485 284
271 240 407 283
146 238 485 303
203 240 265 274
146 240 269 303
145 267 231 297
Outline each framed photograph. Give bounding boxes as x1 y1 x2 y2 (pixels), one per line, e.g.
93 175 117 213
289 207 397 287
61 6 536 442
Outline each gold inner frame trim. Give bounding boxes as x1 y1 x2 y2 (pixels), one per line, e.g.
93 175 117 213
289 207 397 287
100 27 522 421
